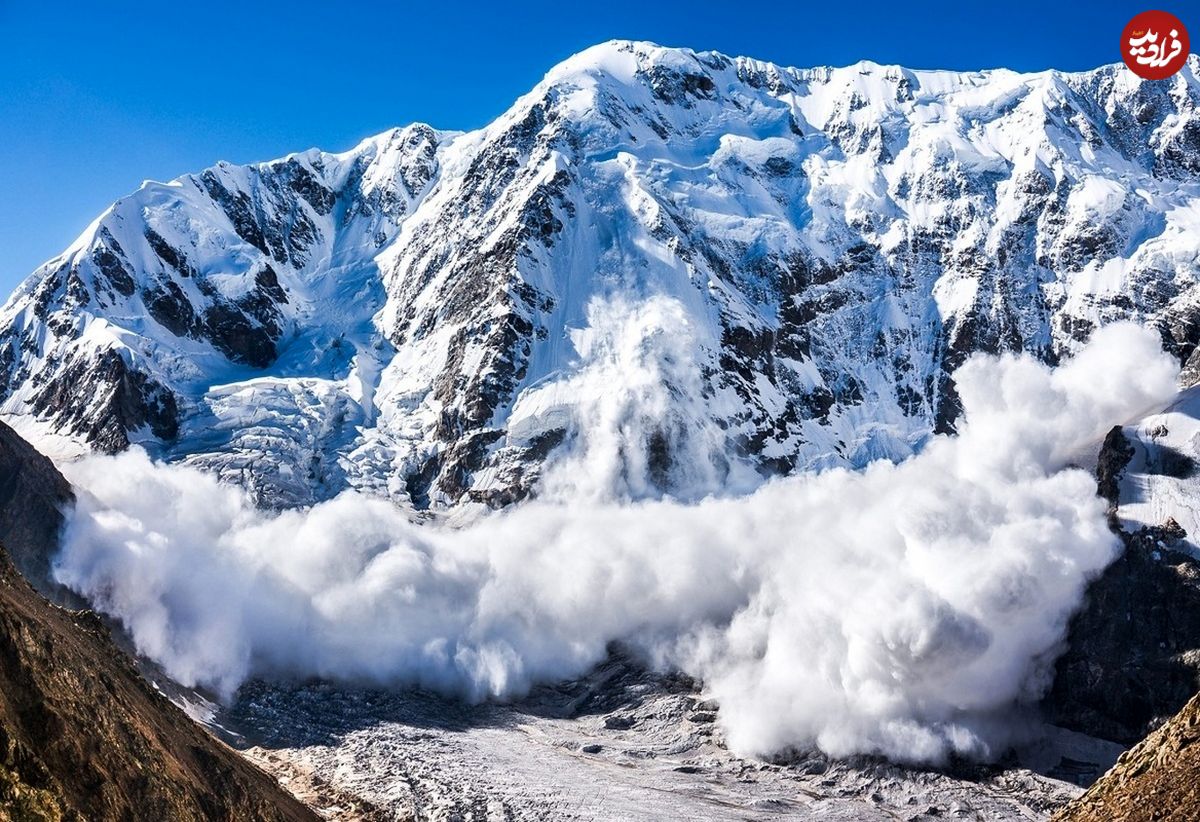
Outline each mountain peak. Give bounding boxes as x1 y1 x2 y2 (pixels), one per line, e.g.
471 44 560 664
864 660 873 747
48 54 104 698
1 41 1198 509
543 39 687 80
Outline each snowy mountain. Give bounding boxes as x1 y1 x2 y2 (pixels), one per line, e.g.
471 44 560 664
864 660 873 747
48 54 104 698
3 41 1200 510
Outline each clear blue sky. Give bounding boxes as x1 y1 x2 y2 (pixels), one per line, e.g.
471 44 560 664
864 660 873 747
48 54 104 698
0 0 1181 296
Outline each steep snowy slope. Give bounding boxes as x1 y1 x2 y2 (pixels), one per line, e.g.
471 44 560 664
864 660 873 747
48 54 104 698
3 41 1199 509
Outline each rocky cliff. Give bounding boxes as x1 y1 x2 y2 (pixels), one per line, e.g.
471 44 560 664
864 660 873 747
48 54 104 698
0 420 72 597
0 421 315 820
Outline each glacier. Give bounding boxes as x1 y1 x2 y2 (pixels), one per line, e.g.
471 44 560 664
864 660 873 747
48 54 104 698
1 40 1199 514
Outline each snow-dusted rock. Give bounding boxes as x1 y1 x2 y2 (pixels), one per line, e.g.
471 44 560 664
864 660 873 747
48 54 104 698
3 41 1199 509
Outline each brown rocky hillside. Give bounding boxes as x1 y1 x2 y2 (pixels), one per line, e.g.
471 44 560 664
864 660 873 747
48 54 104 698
0 540 317 822
1053 690 1200 821
0 419 315 821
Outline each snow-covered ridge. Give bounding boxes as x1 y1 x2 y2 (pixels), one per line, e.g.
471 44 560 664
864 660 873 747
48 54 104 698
2 40 1199 510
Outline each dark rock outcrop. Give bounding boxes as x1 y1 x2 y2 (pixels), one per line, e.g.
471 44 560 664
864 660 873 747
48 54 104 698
28 348 180 453
1046 430 1200 745
1095 425 1135 512
0 420 72 597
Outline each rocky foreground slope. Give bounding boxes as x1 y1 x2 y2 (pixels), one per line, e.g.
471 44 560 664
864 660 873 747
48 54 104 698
1053 691 1200 821
0 420 315 821
2 41 1198 510
0 543 317 822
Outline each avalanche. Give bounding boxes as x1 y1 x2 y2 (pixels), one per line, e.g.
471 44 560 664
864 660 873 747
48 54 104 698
55 322 1179 764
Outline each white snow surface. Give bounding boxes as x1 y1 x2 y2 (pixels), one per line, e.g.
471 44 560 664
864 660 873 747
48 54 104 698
2 42 1199 510
1114 386 1200 556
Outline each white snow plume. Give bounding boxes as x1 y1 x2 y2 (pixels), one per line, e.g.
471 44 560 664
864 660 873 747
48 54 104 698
54 317 1177 764
523 295 762 503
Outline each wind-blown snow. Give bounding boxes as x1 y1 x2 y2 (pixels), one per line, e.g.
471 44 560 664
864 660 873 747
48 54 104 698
53 320 1177 764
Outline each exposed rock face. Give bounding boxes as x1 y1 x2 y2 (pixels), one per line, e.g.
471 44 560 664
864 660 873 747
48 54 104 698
0 420 72 597
1 42 1198 510
1047 427 1200 745
1052 691 1200 821
1047 521 1200 745
1095 424 1135 513
0 541 317 822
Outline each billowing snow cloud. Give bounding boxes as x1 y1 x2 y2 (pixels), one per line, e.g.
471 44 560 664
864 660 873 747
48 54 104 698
53 305 1178 764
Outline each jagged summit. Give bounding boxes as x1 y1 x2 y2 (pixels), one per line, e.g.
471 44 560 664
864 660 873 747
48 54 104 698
1 42 1198 510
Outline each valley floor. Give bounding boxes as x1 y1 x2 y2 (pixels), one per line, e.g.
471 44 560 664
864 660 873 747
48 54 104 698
215 654 1121 821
